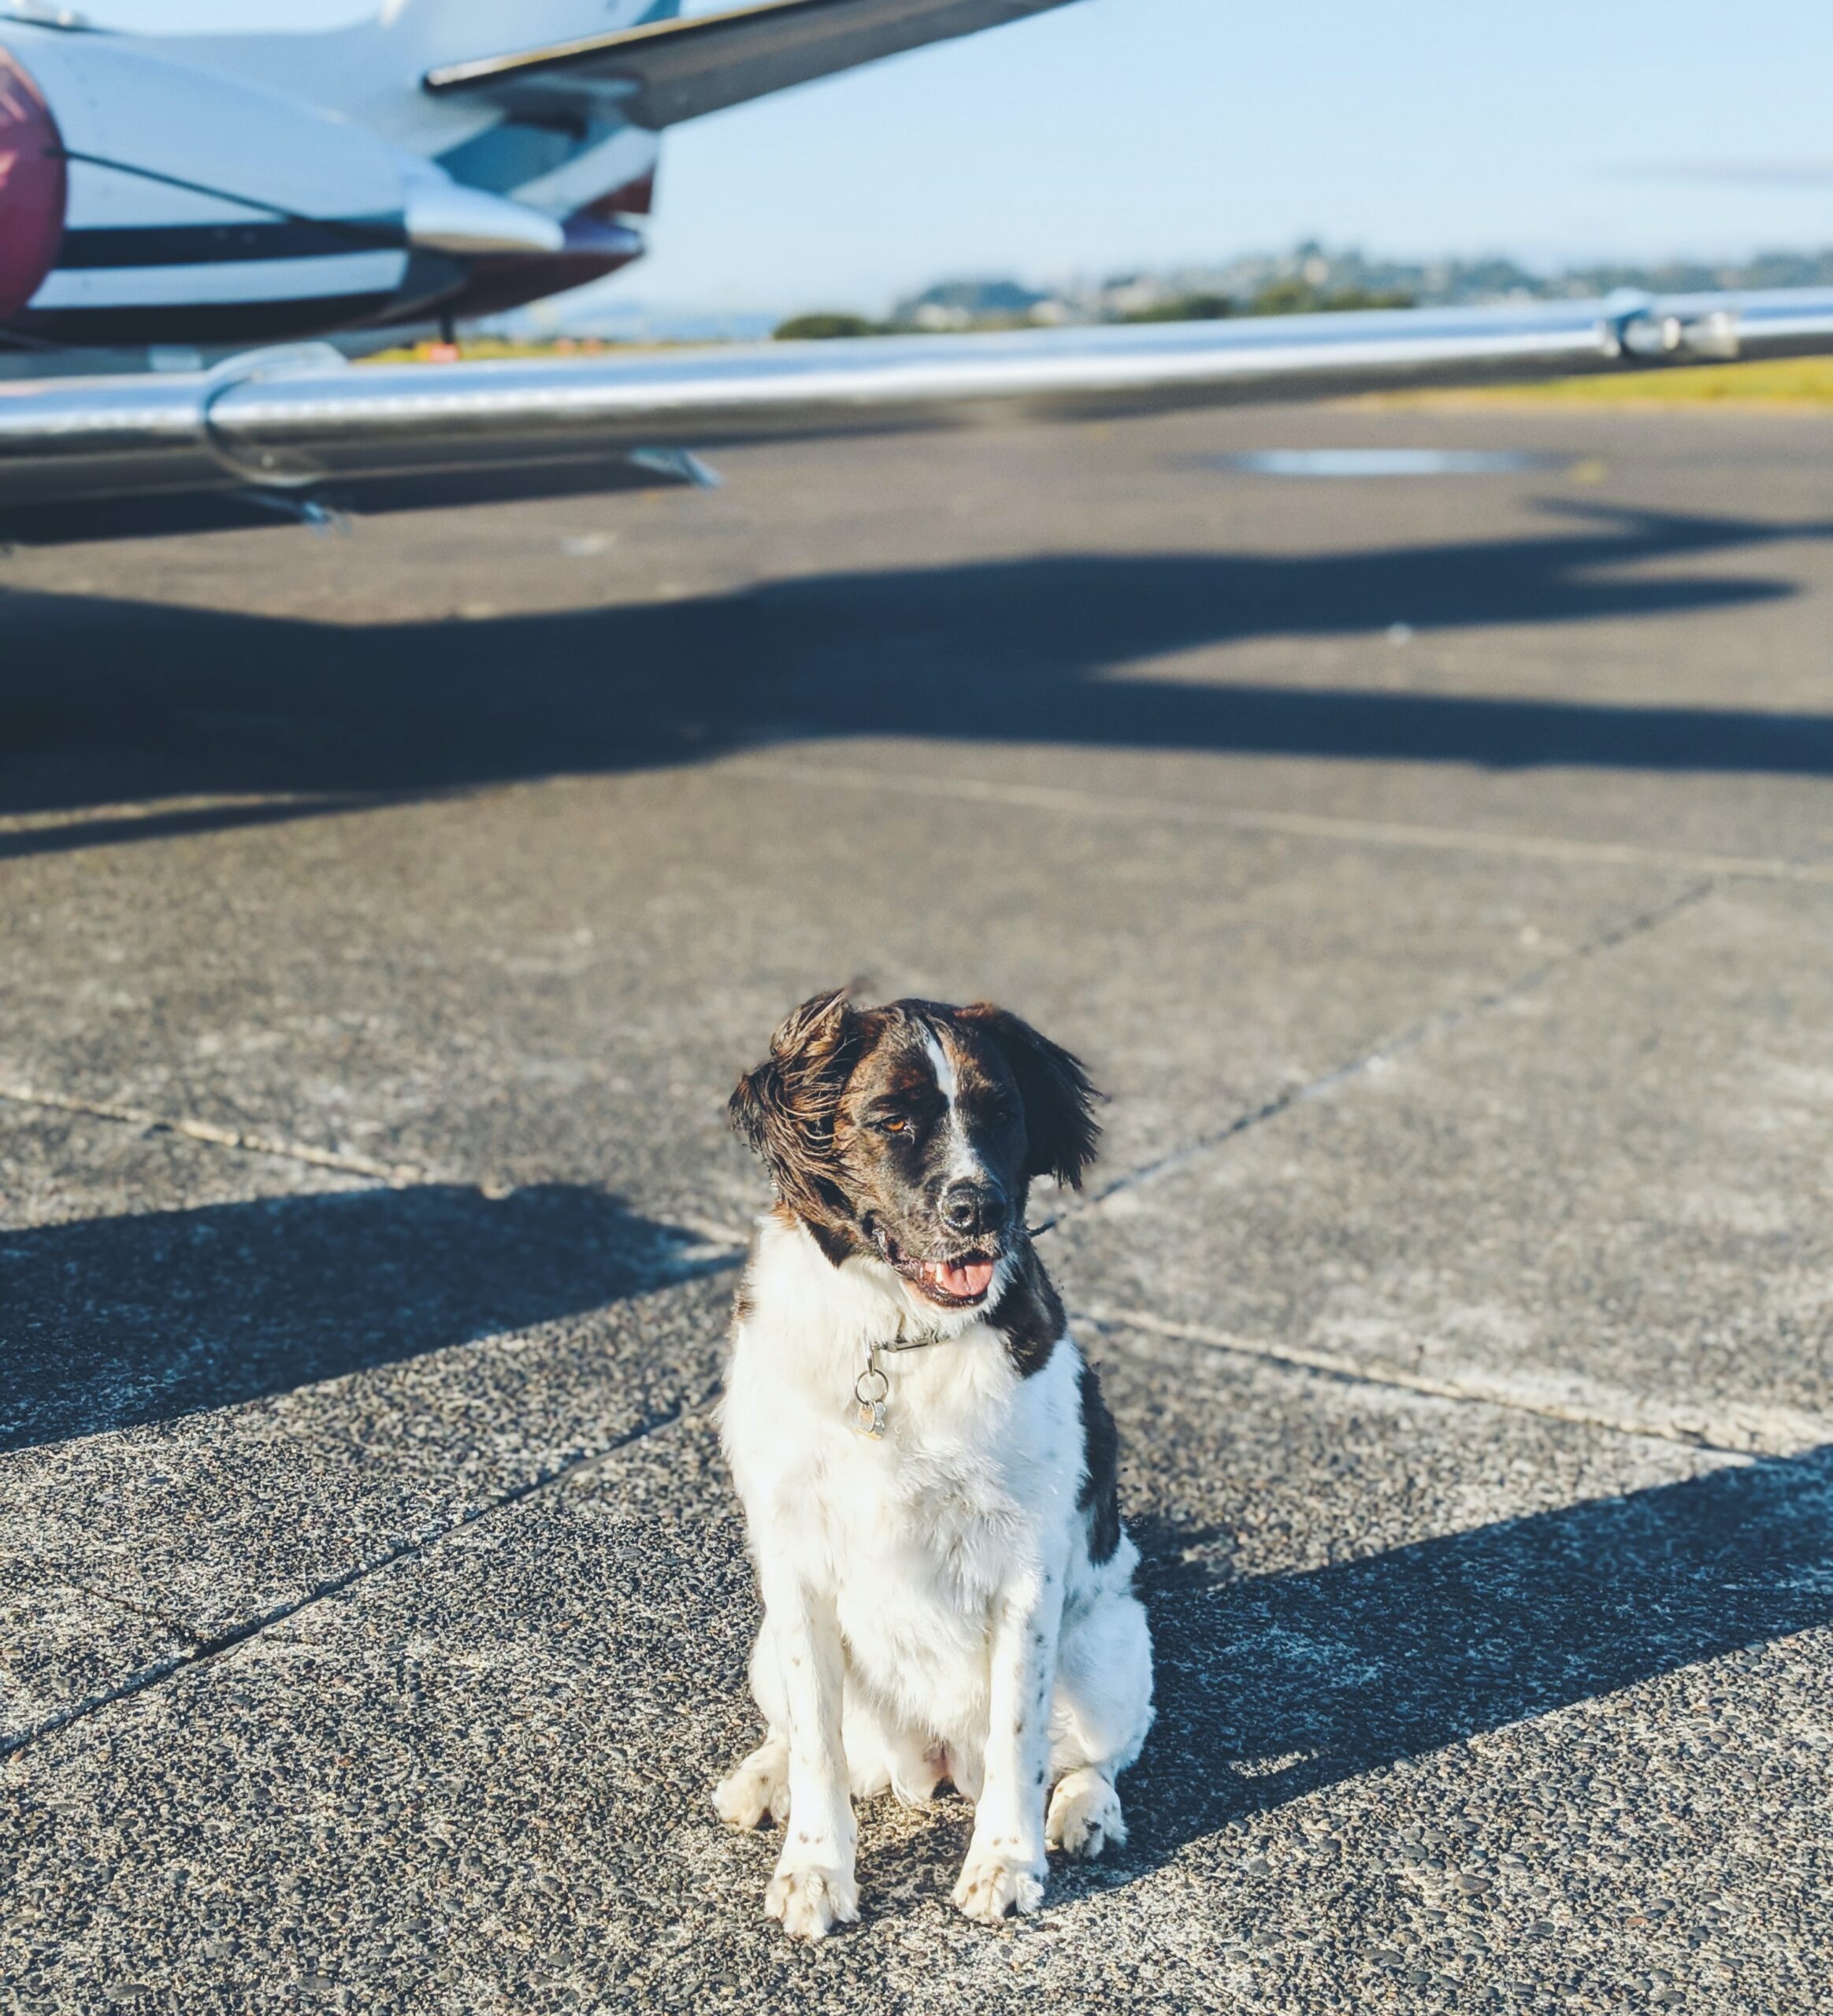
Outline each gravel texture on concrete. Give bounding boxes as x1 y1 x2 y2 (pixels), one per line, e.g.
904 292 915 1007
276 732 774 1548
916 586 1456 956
3 403 1831 2010
6 1384 1827 2014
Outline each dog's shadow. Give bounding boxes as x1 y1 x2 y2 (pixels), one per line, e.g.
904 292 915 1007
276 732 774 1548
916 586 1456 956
1127 1454 1832 1877
834 1451 1833 1908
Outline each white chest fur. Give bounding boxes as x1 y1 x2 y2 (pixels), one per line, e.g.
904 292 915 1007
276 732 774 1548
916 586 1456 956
721 1214 1083 1727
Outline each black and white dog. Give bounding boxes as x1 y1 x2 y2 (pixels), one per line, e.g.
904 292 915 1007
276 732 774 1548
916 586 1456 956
714 990 1153 1938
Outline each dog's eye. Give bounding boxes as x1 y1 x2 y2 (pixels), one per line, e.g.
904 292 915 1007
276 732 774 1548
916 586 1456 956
876 1116 909 1135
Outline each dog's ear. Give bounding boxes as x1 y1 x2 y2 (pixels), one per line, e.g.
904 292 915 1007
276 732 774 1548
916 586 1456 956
957 1002 1103 1191
729 987 860 1221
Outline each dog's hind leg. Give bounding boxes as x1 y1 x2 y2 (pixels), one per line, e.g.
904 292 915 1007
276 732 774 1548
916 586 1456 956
843 1691 941 1807
1045 1765 1126 1859
1046 1552 1154 1860
841 1692 892 1803
714 1732 790 1830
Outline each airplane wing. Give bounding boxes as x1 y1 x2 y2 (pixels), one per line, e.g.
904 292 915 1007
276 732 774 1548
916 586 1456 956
422 0 1078 129
5 287 1833 535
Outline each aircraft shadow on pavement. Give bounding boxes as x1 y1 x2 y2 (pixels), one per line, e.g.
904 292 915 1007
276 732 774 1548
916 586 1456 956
0 1182 725 1452
4 499 1833 860
1091 1447 1833 1881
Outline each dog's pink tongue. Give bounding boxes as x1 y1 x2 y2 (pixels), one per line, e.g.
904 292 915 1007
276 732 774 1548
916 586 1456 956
932 1258 995 1299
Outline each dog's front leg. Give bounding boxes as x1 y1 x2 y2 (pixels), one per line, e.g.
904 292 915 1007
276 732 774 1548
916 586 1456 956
759 1573 858 1940
953 1562 1060 1923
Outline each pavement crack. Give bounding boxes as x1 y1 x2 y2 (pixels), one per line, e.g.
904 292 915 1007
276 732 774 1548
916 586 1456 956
1039 876 1718 1232
0 1079 429 1187
0 1393 711 1766
37 1573 206 1643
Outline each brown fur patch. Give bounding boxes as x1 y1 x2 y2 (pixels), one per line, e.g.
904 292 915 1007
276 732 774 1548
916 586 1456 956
729 991 867 1254
730 992 1102 1292
803 1217 865 1269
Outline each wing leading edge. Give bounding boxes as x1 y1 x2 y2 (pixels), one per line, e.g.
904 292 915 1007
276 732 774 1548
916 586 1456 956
4 289 1833 524
422 0 1079 128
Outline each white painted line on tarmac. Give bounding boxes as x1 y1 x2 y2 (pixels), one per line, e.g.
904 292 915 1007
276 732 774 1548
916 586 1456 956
729 758 1833 887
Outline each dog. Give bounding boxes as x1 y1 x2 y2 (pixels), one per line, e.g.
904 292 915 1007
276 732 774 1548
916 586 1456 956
713 988 1154 1938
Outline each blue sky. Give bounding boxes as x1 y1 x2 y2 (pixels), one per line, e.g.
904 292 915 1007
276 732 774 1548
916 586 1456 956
100 1 1833 313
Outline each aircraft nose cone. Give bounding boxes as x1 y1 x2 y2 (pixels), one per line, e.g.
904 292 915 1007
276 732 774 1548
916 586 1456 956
0 45 66 321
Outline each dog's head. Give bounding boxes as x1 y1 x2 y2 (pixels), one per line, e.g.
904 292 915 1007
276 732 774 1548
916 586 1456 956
730 990 1101 1313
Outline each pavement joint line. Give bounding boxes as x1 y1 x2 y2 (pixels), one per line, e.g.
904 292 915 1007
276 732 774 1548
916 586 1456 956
728 757 1833 887
0 1393 715 1766
0 1080 755 1261
1037 877 1720 1232
1082 1306 1824 1460
0 1079 429 1188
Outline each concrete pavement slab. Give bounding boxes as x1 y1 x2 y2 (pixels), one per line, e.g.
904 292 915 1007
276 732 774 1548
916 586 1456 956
718 402 1833 869
0 1106 737 1740
5 406 1831 1235
6 408 1831 863
0 756 1698 1226
4 403 1831 2011
1059 874 1833 1456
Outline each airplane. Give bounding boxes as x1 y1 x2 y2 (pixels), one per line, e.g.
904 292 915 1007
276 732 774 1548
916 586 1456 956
3 0 1833 539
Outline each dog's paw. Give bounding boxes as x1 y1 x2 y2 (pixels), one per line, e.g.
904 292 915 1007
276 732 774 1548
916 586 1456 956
1045 1768 1126 1861
764 1862 859 1941
952 1850 1046 1924
714 1742 789 1831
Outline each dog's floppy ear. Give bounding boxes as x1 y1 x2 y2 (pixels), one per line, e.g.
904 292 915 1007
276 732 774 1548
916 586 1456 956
957 1002 1104 1190
729 987 859 1221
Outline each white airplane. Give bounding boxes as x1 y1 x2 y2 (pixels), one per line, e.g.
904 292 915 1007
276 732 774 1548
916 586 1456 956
3 0 1833 536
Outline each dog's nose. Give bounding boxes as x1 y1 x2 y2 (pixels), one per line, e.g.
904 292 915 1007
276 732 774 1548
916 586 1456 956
941 1180 1001 1236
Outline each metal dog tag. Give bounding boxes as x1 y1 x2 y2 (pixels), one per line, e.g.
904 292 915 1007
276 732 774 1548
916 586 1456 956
852 1355 889 1440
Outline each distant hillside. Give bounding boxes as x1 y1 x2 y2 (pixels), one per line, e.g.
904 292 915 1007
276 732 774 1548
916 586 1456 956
889 279 1054 330
484 242 1833 347
785 243 1833 338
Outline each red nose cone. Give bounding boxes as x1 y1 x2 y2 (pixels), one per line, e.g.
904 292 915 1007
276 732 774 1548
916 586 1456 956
0 45 66 321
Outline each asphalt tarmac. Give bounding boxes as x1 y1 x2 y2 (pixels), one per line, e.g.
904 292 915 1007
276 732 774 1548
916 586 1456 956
3 400 1831 2013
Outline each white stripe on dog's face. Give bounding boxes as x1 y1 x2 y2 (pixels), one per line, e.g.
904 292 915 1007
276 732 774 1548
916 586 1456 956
925 1028 984 1185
